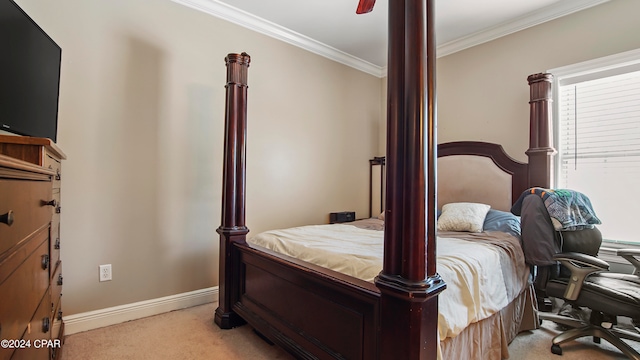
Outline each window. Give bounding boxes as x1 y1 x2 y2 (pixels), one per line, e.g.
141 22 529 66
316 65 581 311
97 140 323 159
550 49 640 246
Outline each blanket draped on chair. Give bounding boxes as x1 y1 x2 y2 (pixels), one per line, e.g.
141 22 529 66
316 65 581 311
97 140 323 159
512 187 601 231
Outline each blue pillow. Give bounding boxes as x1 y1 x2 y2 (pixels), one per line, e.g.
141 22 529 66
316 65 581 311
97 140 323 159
483 209 521 238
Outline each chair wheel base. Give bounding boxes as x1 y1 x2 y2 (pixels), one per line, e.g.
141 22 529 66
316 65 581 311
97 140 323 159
551 344 563 355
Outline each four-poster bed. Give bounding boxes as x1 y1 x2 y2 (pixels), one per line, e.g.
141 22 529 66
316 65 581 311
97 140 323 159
214 1 555 359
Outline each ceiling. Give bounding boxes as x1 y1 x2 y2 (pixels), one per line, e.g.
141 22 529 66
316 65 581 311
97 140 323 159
173 0 609 77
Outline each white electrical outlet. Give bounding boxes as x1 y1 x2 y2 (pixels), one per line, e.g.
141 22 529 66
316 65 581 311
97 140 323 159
99 264 112 282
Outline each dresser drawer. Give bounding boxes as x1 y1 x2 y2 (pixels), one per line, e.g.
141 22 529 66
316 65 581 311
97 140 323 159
51 188 61 216
50 221 60 267
44 152 61 190
50 263 64 360
0 231 50 360
51 261 62 312
10 292 52 360
50 302 64 360
0 179 53 256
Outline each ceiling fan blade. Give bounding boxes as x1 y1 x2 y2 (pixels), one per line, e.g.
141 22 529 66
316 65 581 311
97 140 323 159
356 0 376 14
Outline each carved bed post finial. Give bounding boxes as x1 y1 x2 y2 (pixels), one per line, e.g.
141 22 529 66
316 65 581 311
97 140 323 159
375 1 445 359
526 73 556 188
215 52 251 330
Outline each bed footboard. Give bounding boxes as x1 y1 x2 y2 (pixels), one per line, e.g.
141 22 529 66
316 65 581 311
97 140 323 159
234 243 381 360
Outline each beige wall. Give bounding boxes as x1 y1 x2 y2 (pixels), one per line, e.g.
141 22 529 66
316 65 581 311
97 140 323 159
16 0 382 315
436 0 640 162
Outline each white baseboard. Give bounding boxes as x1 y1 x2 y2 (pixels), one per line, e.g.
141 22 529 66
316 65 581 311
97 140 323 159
63 286 219 335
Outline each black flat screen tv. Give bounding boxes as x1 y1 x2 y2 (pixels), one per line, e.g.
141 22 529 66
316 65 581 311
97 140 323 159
0 0 61 142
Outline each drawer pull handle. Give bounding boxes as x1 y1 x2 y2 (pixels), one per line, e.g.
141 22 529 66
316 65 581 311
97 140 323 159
56 205 61 214
57 310 63 321
42 199 57 207
41 254 50 270
56 169 61 181
0 210 14 226
42 317 50 333
55 237 61 249
58 274 64 286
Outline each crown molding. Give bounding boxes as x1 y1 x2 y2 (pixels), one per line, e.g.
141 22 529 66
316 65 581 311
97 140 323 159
172 0 385 77
173 0 609 78
437 0 610 57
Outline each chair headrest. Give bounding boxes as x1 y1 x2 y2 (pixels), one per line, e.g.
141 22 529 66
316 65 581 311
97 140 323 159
558 227 602 257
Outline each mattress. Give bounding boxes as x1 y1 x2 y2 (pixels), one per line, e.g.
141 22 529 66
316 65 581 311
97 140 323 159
247 218 531 342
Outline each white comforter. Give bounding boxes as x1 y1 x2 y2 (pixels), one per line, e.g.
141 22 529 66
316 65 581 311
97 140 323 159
247 222 529 341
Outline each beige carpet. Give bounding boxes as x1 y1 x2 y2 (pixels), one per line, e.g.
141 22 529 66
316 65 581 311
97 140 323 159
61 302 638 360
61 303 292 360
511 321 637 360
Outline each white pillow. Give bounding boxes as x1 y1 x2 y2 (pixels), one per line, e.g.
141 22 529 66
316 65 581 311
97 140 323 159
437 202 491 233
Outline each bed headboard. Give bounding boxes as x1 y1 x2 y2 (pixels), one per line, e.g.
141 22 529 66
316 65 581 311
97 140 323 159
437 142 528 212
369 141 530 215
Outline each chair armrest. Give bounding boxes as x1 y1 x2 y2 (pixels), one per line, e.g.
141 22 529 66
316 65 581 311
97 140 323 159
616 248 640 276
551 252 610 301
552 252 610 270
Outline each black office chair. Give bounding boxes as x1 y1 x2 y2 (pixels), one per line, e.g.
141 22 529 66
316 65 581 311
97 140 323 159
518 195 603 311
539 250 640 359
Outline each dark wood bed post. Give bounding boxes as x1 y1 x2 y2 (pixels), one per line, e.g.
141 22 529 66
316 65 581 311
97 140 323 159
526 73 556 188
214 52 251 330
375 1 445 359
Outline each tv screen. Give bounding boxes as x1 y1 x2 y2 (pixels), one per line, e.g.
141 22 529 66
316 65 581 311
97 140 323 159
0 0 61 142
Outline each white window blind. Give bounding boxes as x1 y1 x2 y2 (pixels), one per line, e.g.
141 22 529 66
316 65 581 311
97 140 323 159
557 70 640 245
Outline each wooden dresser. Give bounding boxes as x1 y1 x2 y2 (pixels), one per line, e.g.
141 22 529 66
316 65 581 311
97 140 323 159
0 135 66 360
